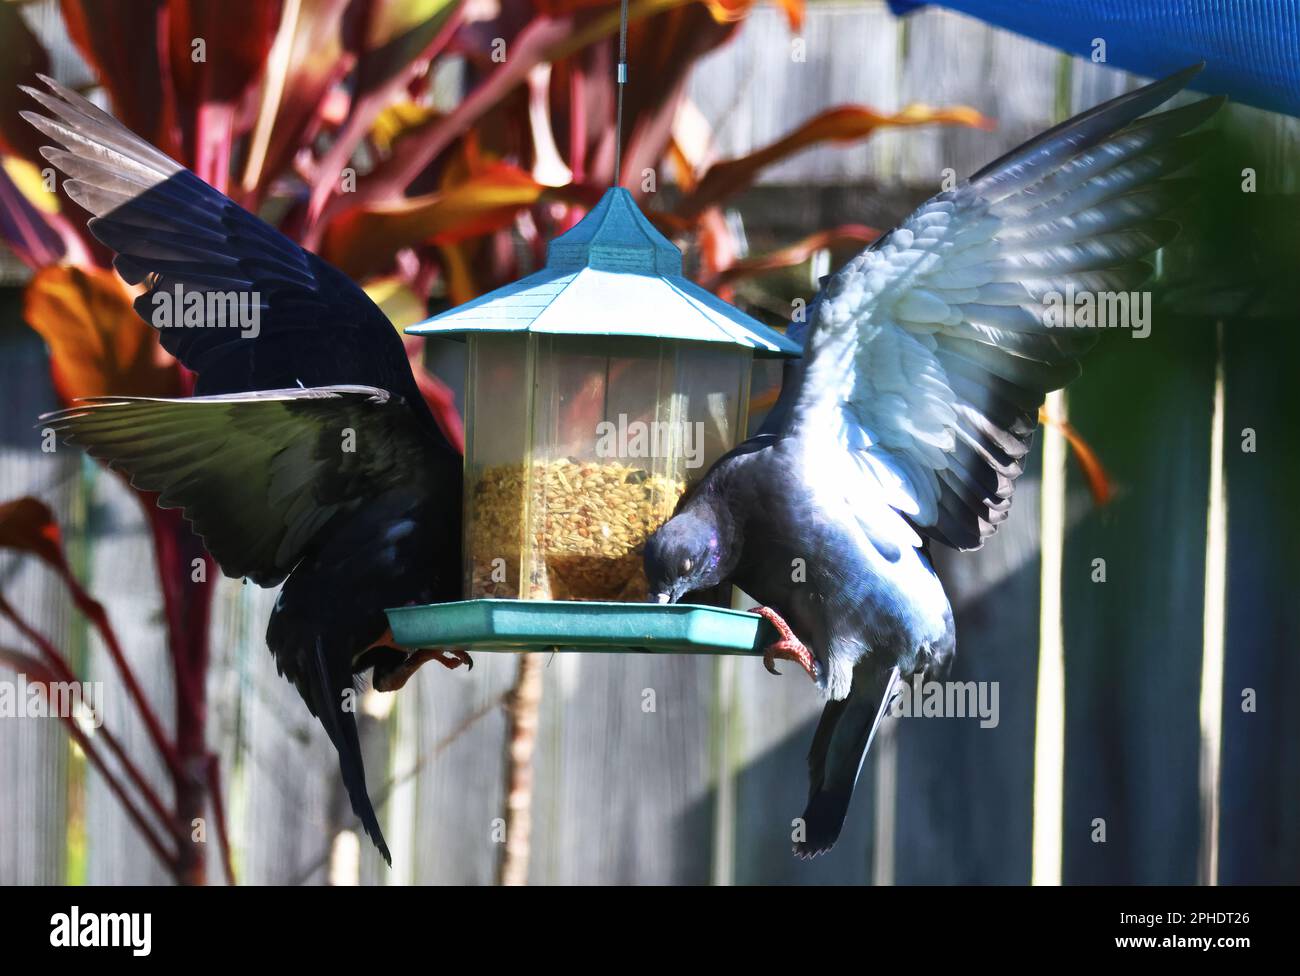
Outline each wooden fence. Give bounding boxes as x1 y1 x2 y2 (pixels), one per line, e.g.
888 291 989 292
1 0 1297 884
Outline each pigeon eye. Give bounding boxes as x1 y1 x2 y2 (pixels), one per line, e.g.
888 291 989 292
681 558 693 574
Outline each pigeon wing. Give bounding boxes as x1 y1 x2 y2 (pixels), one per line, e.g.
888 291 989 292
21 75 432 419
789 65 1219 550
40 386 436 586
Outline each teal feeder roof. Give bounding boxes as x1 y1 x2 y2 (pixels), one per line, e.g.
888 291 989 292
406 187 801 358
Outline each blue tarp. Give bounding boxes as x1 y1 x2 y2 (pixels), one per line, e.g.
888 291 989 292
890 1 1300 118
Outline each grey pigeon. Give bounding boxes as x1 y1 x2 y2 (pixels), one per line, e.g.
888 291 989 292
645 64 1220 857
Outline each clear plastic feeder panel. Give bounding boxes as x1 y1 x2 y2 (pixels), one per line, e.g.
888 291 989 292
463 333 751 602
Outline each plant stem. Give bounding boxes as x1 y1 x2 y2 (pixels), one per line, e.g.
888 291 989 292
497 653 544 886
145 504 216 886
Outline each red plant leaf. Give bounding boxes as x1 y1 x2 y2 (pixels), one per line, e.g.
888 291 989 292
321 161 542 278
305 0 464 224
549 2 738 189
0 493 187 776
310 0 691 241
0 497 68 577
23 265 181 404
676 103 995 220
60 0 178 156
166 0 283 186
411 357 464 454
0 623 179 874
241 0 353 199
0 4 53 167
167 0 283 109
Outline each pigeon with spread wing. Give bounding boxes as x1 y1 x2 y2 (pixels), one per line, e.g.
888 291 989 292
644 65 1220 857
22 76 468 865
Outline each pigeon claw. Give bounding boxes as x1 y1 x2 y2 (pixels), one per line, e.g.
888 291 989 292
433 648 474 672
749 606 818 683
763 640 818 681
373 648 474 692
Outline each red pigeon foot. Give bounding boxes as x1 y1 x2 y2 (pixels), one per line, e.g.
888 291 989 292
749 606 818 682
373 647 474 692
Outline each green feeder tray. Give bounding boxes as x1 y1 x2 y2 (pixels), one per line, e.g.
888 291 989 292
385 599 776 656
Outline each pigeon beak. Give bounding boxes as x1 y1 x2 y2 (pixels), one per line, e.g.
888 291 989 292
654 592 671 605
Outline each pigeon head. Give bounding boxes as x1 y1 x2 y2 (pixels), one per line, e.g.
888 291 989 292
644 510 725 604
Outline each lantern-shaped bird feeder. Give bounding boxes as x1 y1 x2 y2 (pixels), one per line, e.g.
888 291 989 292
386 188 799 655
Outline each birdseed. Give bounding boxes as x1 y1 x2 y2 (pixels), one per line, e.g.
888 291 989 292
468 459 686 600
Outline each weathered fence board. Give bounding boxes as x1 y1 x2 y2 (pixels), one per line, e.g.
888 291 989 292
896 465 1044 885
1219 321 1300 883
529 654 716 884
404 653 512 885
81 470 174 885
1061 318 1215 884
0 312 79 885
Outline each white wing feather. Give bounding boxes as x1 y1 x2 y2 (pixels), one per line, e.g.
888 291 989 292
789 67 1219 550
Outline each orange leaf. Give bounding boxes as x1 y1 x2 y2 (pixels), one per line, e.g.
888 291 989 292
697 0 801 29
677 103 994 220
699 0 755 23
1039 408 1114 506
23 265 180 403
321 163 543 279
772 0 804 32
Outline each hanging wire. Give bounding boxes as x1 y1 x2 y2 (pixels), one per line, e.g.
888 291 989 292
613 0 629 186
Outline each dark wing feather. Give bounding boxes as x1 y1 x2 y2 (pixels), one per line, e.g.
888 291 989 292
21 75 435 426
41 386 438 586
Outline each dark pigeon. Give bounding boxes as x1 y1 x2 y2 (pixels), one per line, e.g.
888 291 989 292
23 76 470 865
646 65 1220 858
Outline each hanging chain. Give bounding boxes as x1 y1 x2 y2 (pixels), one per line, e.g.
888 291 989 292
613 0 629 185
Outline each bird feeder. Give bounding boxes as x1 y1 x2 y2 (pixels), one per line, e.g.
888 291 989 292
387 188 799 654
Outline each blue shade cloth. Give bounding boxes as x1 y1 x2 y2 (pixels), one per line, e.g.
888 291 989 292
889 0 1300 118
